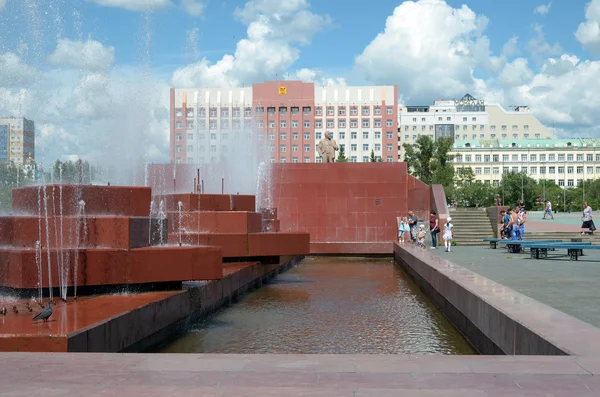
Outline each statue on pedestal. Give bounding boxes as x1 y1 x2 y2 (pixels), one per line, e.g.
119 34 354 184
317 131 339 163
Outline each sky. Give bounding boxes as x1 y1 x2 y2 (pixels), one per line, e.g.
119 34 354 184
0 0 600 167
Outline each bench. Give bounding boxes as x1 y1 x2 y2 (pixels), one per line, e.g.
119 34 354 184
497 240 563 254
527 243 599 261
483 238 503 249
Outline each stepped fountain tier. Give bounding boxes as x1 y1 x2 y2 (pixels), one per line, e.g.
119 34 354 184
0 185 223 298
0 184 310 352
161 193 305 258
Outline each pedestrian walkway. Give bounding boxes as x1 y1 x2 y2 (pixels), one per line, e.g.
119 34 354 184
3 352 600 396
432 246 600 328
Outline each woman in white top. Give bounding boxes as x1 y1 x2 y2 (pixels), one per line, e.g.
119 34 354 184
581 202 595 235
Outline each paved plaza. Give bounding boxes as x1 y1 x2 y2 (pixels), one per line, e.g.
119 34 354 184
4 353 600 396
432 245 600 328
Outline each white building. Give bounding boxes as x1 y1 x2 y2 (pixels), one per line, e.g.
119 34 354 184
452 138 600 187
398 94 554 159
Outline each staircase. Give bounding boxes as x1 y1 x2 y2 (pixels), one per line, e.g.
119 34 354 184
449 208 494 246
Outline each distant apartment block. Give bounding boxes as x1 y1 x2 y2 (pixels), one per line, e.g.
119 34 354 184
170 82 398 164
0 117 35 165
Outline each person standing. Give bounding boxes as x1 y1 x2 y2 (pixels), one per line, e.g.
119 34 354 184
429 210 439 249
543 200 554 220
519 206 527 240
508 208 520 240
443 217 454 252
581 202 595 235
503 209 511 239
408 211 418 244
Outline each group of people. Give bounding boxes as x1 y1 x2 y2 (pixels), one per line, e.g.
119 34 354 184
499 202 527 240
398 210 454 252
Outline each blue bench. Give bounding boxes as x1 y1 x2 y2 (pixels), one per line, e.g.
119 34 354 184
527 243 599 261
483 238 503 249
497 240 563 253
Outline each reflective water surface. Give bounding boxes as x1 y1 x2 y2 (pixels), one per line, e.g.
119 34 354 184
156 257 475 354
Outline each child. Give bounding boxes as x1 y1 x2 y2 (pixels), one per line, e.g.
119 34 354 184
443 217 454 252
398 217 407 244
417 224 426 248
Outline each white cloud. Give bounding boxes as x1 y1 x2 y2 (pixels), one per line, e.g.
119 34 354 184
181 0 205 16
534 2 552 15
172 0 332 87
0 0 6 10
352 0 600 136
526 24 562 61
48 38 115 71
498 58 534 86
294 68 346 86
85 0 173 12
502 36 520 57
354 0 495 103
0 52 37 87
576 0 600 56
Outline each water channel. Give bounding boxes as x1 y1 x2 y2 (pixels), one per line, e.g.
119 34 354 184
156 257 475 354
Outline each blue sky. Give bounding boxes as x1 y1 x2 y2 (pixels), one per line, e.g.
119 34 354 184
0 0 599 165
1 0 592 79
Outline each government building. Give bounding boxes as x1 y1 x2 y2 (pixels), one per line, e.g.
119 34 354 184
170 82 398 164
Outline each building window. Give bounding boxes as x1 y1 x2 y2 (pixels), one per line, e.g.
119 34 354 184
304 132 310 140
362 120 369 128
568 179 574 187
475 155 482 162
375 144 381 151
292 132 298 140
327 120 334 128
558 180 565 187
302 107 311 115
339 132 345 139
386 132 393 139
327 107 334 116
316 107 322 116
268 121 275 128
362 106 370 115
351 144 357 151
363 144 369 151
280 133 287 140
339 107 346 116
292 144 298 152
351 131 357 139
363 132 369 139
316 120 322 128
291 120 299 128
304 145 310 152
175 109 182 117
375 120 381 127
462 117 467 122
386 107 393 114
292 157 298 163
375 107 381 115
339 120 346 128
176 121 182 129
375 131 381 139
386 144 393 151
558 167 564 174
316 132 322 140
268 133 275 140
267 107 275 116
350 107 358 116
255 107 264 115
280 145 287 152
304 121 310 128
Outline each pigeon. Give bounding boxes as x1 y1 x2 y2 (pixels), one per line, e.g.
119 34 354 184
32 302 52 322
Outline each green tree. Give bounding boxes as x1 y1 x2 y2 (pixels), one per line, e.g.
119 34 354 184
336 145 348 162
403 135 455 186
457 182 496 207
497 171 537 209
370 149 376 162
